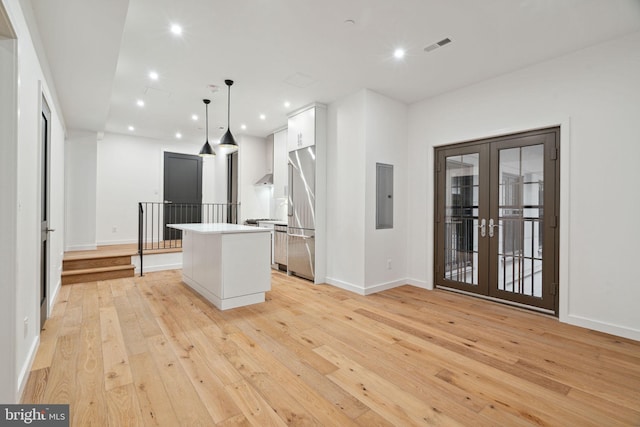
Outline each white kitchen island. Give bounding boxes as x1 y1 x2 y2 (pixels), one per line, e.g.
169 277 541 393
169 223 271 310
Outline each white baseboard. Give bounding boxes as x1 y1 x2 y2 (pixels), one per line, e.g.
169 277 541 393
565 314 640 342
133 252 182 274
405 278 431 290
324 277 408 296
96 238 137 246
324 277 366 295
49 279 61 313
136 263 182 274
65 244 97 251
16 336 39 402
363 279 408 295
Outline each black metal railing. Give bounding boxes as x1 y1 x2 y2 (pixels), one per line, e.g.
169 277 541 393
137 202 240 275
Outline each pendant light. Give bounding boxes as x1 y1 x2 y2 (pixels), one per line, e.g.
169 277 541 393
219 79 239 151
198 99 215 157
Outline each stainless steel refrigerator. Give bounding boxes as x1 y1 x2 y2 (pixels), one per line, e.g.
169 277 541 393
287 146 315 280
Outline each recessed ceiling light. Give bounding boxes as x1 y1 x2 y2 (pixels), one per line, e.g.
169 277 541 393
259 114 266 120
175 132 182 139
284 101 291 108
136 99 145 107
241 124 247 130
149 71 159 80
191 114 198 121
393 48 406 59
170 24 182 35
128 125 135 131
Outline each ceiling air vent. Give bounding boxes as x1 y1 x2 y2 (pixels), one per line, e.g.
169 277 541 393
424 37 452 53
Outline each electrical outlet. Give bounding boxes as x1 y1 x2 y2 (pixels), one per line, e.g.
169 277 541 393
112 226 117 233
387 259 392 270
23 317 28 338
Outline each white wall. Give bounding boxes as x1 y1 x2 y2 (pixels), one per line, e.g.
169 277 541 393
325 89 408 293
0 25 18 403
270 128 288 221
65 130 97 250
407 31 640 340
237 134 271 222
91 131 272 246
0 0 66 402
363 90 408 291
95 132 220 245
203 148 228 204
326 91 367 290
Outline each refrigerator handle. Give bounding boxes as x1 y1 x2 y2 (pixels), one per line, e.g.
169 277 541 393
288 162 293 217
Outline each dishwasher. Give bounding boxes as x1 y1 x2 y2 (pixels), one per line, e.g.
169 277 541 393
273 224 288 271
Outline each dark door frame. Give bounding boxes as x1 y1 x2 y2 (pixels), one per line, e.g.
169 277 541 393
40 95 52 329
434 127 560 314
227 151 238 223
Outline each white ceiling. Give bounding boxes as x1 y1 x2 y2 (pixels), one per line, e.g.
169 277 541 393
28 0 640 145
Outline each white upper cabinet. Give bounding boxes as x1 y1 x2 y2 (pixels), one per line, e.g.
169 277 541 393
273 128 288 199
288 105 319 151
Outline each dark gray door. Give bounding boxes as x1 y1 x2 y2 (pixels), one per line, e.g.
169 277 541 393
227 151 238 223
40 97 51 329
435 128 559 313
163 152 202 240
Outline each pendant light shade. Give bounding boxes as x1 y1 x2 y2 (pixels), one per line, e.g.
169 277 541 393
199 99 216 157
219 79 239 151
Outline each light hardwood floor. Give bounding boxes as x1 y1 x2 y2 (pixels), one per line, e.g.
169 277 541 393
22 270 640 426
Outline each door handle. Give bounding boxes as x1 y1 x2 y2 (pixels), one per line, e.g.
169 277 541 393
478 218 486 237
46 228 55 233
488 218 498 238
164 200 173 204
287 163 293 217
288 234 313 239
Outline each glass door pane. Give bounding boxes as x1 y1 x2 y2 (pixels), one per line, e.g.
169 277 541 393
496 145 544 298
444 153 480 286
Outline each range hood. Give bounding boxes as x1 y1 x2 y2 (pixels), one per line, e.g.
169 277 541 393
254 173 273 185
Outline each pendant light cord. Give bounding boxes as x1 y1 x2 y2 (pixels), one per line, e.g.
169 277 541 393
205 102 209 142
227 84 231 128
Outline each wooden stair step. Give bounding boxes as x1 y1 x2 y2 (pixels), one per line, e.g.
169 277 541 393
61 265 135 285
63 254 134 271
64 248 137 261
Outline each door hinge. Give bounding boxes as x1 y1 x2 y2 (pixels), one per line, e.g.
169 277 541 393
436 264 440 274
550 148 558 160
436 161 441 172
550 283 558 295
550 216 558 228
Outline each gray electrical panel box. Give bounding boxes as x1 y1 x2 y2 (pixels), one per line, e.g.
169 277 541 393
376 163 393 229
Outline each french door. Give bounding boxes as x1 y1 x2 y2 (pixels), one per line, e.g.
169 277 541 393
435 128 559 313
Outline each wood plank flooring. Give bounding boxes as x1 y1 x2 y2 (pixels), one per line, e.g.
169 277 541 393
22 270 640 426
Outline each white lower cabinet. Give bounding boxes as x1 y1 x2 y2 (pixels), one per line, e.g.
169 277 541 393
177 226 271 310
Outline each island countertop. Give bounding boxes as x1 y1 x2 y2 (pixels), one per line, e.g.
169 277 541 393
168 223 271 234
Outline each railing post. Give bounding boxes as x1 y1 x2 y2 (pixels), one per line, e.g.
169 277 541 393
138 202 144 276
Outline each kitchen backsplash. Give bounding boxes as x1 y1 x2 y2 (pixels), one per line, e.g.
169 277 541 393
271 197 288 222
